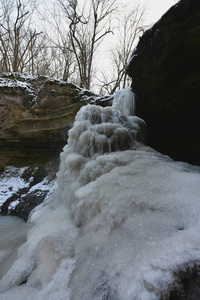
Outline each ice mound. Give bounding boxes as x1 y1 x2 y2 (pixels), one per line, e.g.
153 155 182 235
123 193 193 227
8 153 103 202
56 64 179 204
1 89 200 300
55 101 147 219
67 103 147 158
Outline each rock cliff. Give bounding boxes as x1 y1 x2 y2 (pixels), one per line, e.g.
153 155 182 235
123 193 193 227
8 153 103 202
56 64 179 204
127 0 200 165
0 73 112 168
0 73 112 220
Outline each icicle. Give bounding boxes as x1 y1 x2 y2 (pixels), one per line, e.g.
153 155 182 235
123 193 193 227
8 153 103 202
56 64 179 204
112 87 136 116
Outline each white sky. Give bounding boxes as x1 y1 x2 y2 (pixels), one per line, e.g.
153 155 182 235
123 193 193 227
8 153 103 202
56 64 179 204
32 0 179 91
94 0 179 92
127 0 178 25
147 0 179 23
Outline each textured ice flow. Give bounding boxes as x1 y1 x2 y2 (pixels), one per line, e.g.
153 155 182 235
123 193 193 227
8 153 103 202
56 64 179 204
1 89 200 300
112 87 136 116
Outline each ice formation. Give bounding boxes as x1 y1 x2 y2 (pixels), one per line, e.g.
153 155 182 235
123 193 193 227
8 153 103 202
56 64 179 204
1 88 200 300
112 87 136 116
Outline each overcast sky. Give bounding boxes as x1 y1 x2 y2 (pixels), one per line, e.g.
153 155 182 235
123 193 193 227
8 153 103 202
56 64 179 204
116 0 179 26
93 0 179 92
145 0 178 24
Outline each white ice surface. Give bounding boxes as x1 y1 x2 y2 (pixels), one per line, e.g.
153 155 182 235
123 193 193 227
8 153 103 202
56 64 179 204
0 216 31 281
112 87 136 116
1 97 200 299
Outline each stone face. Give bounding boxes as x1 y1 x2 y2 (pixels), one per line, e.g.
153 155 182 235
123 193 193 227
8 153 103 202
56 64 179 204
127 0 200 165
0 73 101 167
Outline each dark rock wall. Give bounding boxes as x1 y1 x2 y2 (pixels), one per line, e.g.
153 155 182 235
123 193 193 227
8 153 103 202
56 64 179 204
127 0 200 165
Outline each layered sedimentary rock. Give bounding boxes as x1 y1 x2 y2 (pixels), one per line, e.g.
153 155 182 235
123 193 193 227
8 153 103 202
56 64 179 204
127 0 200 165
0 73 111 167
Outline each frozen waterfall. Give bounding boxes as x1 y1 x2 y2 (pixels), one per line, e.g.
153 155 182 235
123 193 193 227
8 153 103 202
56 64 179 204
1 88 200 300
112 87 136 116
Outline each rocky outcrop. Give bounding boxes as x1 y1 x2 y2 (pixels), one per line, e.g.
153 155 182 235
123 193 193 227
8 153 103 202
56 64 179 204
0 73 112 168
0 73 113 219
0 73 80 167
127 0 200 165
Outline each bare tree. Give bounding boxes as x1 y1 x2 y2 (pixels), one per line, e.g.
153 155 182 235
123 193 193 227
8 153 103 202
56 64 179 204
37 1 78 81
0 0 147 92
99 3 147 95
58 0 116 90
0 0 42 74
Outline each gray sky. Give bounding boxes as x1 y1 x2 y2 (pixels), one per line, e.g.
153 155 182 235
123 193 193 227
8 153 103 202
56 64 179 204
126 0 178 25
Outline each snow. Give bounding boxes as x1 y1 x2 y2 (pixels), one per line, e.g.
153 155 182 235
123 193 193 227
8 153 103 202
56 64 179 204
0 166 54 213
0 167 29 208
0 76 35 96
1 73 37 81
29 177 53 193
1 88 200 299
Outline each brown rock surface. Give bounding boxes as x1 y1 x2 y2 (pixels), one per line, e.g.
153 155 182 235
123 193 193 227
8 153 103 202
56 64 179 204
0 73 96 167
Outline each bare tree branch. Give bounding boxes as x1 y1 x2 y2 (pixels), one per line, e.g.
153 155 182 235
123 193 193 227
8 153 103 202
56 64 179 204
98 3 148 94
0 0 44 74
58 0 117 89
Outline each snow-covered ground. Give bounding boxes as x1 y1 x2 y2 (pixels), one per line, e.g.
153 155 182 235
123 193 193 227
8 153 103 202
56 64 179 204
0 166 54 215
0 167 29 210
0 89 200 299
